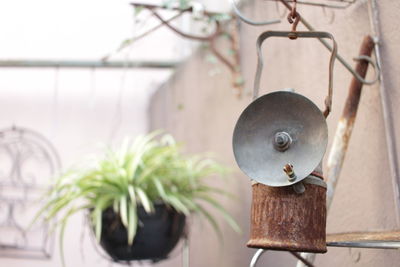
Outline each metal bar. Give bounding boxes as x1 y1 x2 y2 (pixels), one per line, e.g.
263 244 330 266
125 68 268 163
368 0 400 225
265 0 354 9
0 60 179 69
130 2 222 16
327 231 400 249
327 241 400 249
278 0 378 85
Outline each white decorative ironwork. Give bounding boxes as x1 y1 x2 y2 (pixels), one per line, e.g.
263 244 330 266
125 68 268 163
0 126 61 259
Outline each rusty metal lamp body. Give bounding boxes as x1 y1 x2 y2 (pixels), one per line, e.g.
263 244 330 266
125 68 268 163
233 30 337 253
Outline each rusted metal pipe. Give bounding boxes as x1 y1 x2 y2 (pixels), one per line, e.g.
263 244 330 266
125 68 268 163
326 35 375 209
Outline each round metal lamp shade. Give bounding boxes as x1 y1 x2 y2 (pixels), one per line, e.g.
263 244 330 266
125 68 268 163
232 91 328 187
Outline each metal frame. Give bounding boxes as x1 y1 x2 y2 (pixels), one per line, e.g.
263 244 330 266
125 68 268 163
253 30 337 118
0 60 178 69
0 126 61 259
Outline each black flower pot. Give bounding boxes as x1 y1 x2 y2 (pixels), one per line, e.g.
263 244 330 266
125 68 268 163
99 203 186 262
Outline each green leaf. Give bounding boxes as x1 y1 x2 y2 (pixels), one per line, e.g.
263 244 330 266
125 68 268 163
127 204 138 245
120 195 128 227
135 187 154 213
94 208 102 242
165 194 190 215
128 185 136 205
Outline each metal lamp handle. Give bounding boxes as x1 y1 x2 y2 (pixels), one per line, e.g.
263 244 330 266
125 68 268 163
253 31 338 118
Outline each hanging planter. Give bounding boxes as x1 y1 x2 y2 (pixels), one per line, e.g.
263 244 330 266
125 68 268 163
34 132 241 266
99 203 186 262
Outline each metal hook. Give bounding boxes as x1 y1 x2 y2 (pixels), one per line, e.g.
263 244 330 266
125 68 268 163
352 55 380 85
230 0 281 26
287 11 301 39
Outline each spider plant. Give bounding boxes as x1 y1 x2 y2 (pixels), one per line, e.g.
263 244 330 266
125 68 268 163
34 132 240 264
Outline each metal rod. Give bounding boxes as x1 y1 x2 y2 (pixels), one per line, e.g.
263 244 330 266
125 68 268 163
265 0 354 9
278 0 378 85
327 241 400 249
130 2 221 16
249 249 266 267
327 231 400 249
182 235 190 267
0 60 179 69
326 36 375 209
368 0 400 225
289 252 315 267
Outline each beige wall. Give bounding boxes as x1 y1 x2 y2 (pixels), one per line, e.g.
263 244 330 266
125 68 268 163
149 0 400 266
